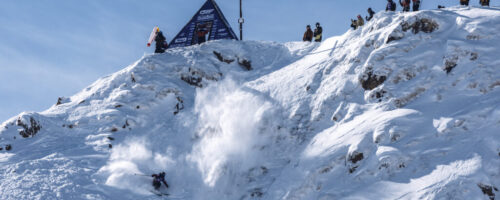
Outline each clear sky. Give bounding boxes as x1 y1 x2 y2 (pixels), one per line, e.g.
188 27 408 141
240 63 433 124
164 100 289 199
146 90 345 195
0 0 493 122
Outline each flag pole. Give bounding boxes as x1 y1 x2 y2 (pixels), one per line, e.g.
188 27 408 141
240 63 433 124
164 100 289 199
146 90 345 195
239 0 244 40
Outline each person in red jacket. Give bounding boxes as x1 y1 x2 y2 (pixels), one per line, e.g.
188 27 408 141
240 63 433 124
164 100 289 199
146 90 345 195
196 23 209 44
399 0 411 12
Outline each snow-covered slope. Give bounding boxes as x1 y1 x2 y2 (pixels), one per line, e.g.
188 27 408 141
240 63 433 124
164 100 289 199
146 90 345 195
1 6 499 200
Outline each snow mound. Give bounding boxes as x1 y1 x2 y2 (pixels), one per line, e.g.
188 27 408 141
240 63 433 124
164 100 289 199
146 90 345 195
1 6 499 200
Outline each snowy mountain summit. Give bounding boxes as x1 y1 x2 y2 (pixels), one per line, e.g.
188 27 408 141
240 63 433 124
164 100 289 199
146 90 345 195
1 6 500 200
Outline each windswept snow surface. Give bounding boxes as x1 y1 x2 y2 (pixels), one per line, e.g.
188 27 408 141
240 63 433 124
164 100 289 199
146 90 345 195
1 7 500 200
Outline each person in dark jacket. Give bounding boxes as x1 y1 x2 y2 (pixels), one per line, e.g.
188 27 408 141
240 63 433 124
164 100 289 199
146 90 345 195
303 25 313 42
313 22 323 42
386 0 397 11
480 0 490 6
152 172 169 190
412 0 421 11
366 8 375 21
351 19 358 30
460 0 470 6
196 24 209 44
400 0 411 12
154 31 168 54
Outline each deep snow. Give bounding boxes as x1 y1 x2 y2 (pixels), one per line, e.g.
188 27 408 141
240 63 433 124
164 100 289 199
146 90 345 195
1 6 499 200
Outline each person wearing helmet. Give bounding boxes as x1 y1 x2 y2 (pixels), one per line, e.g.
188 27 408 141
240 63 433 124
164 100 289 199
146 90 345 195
351 19 358 30
152 172 169 190
313 22 323 42
303 25 313 42
154 30 168 53
356 15 365 28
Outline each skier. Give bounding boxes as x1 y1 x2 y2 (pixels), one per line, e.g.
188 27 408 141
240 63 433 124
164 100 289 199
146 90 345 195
152 172 169 190
400 0 411 12
366 8 375 21
412 0 421 11
313 22 323 42
357 15 365 28
460 0 469 6
196 23 209 44
351 19 358 30
154 30 168 54
480 0 490 6
303 25 313 42
386 0 397 11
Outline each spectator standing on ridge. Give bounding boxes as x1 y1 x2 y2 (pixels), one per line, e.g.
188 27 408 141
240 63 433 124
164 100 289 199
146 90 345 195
366 8 375 21
412 0 421 11
154 31 168 54
460 0 470 6
400 0 411 12
303 25 313 42
357 15 365 28
480 0 490 6
386 0 397 11
196 23 209 44
314 23 323 42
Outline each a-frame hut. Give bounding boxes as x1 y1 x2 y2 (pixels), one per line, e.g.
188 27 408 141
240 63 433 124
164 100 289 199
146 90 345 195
168 0 239 49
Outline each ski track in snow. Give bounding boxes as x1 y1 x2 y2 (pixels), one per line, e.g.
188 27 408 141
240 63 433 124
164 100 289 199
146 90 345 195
1 6 500 200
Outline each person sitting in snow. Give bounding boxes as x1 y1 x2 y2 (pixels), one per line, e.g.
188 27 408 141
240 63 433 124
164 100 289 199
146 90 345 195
399 0 411 12
303 25 313 42
154 31 168 54
386 0 397 11
366 8 375 21
460 0 470 6
152 172 169 190
313 22 323 42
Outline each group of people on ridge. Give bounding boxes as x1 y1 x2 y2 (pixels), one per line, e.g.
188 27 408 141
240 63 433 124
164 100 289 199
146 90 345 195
460 0 490 6
303 23 323 42
386 0 421 12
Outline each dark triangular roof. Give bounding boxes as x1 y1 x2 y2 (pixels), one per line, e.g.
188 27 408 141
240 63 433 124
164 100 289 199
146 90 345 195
169 0 239 49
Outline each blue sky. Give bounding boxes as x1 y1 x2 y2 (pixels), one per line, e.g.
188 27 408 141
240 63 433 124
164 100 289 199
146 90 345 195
0 0 489 122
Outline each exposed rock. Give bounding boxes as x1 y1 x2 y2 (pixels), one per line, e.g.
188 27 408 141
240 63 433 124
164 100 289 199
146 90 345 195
360 70 387 91
17 117 42 138
0 147 3 151
114 104 123 108
131 73 136 83
174 97 185 115
237 57 252 71
444 59 457 74
250 188 263 198
478 183 497 200
110 127 118 132
5 144 12 151
387 18 438 43
107 136 115 141
78 100 86 105
348 152 364 164
213 51 235 64
108 144 113 149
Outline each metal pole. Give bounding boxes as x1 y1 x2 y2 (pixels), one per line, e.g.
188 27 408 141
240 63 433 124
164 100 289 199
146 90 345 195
239 0 243 40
